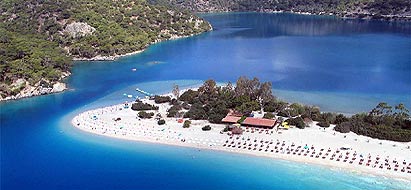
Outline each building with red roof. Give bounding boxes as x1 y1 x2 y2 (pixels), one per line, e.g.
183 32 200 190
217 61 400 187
241 117 276 128
221 115 241 124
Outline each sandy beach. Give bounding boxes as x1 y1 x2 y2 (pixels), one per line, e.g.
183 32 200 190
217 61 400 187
71 94 411 182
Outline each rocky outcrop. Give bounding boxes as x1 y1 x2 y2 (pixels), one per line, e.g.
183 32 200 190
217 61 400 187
0 72 70 102
63 22 96 38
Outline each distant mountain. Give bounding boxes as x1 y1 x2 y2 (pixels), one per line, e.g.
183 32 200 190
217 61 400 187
149 0 411 20
0 0 211 101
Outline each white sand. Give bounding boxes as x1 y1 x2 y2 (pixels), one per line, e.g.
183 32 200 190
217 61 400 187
71 97 411 182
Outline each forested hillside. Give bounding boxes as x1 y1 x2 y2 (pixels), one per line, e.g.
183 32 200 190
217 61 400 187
150 0 411 20
0 0 211 100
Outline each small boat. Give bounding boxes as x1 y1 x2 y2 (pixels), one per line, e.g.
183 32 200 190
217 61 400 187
131 68 137 71
127 95 133 98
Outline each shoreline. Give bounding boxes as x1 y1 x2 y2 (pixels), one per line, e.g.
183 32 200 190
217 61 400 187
71 27 212 61
72 117 410 182
0 72 70 102
1 27 213 102
70 93 411 182
198 10 411 22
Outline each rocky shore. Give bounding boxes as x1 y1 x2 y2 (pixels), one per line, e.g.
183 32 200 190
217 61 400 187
0 72 70 102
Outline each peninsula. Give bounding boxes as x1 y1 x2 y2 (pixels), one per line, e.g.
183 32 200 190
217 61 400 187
72 77 411 181
0 0 211 101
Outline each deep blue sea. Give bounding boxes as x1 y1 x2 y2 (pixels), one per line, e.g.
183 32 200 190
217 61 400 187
1 13 411 190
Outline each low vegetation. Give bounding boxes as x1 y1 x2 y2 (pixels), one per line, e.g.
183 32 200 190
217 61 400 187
167 105 182 117
286 117 306 129
183 120 191 128
202 125 211 131
169 77 410 142
138 111 154 119
335 103 411 142
153 95 171 104
158 119 166 125
131 101 159 111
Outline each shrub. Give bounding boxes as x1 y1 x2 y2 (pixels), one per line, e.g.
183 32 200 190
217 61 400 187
138 111 154 119
208 112 227 123
277 109 298 117
317 121 330 128
290 103 305 115
263 112 275 119
158 119 166 125
207 102 229 123
321 112 336 124
236 101 260 114
179 89 199 104
170 98 178 105
183 120 191 128
334 122 351 133
335 114 349 124
131 102 158 111
286 117 305 129
154 95 171 104
263 99 287 112
184 103 207 120
202 125 211 131
167 105 182 117
182 102 191 110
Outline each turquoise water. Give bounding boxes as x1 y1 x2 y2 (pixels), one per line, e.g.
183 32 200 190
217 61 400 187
1 13 411 189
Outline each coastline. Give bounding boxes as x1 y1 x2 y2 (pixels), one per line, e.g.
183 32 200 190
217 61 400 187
70 93 411 182
71 27 212 61
73 118 411 182
200 10 411 22
0 71 70 102
0 26 213 102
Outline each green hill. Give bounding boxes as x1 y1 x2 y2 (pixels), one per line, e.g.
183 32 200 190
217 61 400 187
0 0 211 100
150 0 411 20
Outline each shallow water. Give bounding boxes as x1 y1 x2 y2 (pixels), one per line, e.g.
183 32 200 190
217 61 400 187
1 13 411 189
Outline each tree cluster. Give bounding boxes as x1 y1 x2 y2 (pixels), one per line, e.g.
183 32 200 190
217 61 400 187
334 103 411 142
138 111 155 119
153 0 411 20
176 77 274 123
131 101 159 111
153 95 171 104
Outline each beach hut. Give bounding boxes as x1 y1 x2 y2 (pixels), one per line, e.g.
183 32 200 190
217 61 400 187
241 117 276 129
221 115 242 124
